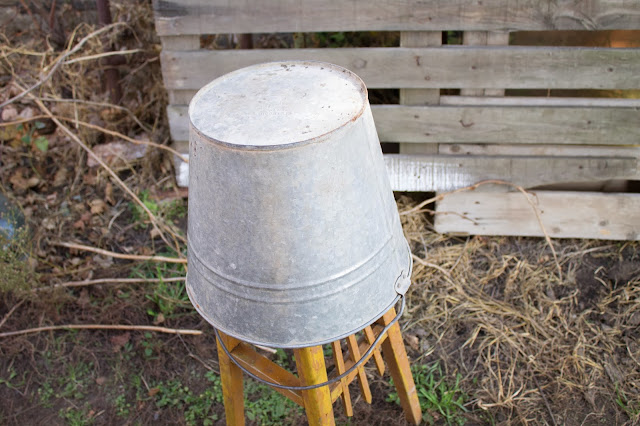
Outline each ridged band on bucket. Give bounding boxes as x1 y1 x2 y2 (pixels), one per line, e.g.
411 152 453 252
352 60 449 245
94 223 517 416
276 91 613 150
187 61 412 348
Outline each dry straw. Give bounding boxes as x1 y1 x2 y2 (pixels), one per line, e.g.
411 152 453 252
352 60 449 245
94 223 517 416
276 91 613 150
397 195 639 424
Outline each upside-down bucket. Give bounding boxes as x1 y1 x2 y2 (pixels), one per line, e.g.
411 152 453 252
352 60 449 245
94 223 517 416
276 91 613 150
186 61 412 348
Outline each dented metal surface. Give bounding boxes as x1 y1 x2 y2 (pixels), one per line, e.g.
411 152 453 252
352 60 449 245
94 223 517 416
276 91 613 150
186 61 412 348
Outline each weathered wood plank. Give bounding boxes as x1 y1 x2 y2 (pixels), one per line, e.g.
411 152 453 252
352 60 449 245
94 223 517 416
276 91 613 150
483 31 510 96
384 154 636 192
439 143 640 161
399 31 441 155
167 89 198 105
168 104 640 145
152 0 640 36
371 105 640 145
440 96 640 107
160 35 199 50
461 31 489 96
170 150 636 191
434 191 640 240
160 47 640 90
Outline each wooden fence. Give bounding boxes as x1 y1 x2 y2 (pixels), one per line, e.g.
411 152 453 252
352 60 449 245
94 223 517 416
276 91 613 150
152 0 640 240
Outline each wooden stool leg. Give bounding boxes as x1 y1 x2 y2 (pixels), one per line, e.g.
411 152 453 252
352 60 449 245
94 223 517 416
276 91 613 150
380 308 422 425
294 346 335 426
216 331 245 426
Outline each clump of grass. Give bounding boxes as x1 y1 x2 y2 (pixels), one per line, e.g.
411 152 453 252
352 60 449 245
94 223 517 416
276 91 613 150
152 371 223 425
129 190 186 229
129 252 190 320
616 385 640 423
0 215 38 293
244 380 302 425
388 362 468 425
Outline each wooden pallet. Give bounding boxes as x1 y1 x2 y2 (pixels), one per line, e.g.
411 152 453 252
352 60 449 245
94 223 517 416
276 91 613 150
152 0 640 240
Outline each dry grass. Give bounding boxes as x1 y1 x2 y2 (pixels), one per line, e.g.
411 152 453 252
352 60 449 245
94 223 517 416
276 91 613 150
397 195 640 424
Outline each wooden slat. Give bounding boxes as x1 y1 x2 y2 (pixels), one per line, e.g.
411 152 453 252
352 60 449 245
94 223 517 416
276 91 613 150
330 341 353 415
363 326 385 376
399 31 441 156
384 154 637 192
371 105 640 145
440 96 640 107
434 191 640 240
231 342 304 406
293 346 335 423
438 143 640 192
438 143 640 161
160 47 640 91
160 35 199 50
152 0 640 36
329 324 388 402
378 308 422 425
168 89 197 105
461 31 490 96
484 31 511 96
346 335 372 404
169 152 637 191
167 104 640 146
459 30 510 96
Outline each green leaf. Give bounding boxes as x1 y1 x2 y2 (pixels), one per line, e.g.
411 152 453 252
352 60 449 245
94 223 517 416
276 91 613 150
35 121 46 129
34 136 49 152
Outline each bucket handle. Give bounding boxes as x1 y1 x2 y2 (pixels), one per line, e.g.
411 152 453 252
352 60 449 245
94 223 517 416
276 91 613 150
214 294 405 391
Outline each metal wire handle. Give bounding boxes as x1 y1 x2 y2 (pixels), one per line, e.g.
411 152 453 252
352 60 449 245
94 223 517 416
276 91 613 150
214 294 406 391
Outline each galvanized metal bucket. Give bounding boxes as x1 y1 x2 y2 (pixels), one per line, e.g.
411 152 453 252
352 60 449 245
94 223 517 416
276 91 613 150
186 61 412 348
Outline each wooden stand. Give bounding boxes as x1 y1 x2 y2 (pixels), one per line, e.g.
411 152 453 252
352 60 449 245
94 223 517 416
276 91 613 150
215 307 422 425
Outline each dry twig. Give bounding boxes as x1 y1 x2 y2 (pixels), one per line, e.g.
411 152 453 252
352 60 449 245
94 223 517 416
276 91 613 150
0 23 124 109
54 241 187 264
34 276 186 291
63 48 142 65
0 299 26 329
0 324 201 338
59 116 188 163
30 95 183 252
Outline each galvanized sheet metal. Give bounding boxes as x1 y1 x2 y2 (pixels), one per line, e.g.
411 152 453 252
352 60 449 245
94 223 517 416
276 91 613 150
187 61 412 348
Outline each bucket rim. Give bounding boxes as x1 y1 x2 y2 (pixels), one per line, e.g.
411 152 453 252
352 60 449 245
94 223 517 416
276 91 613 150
185 280 401 349
188 60 369 151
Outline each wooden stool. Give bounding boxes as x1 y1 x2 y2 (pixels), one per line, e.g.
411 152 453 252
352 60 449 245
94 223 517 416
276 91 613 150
215 307 422 425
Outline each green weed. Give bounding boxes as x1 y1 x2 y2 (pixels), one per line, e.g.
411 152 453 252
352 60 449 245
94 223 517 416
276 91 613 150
58 361 92 400
114 393 132 417
244 380 302 425
0 366 26 391
274 348 289 367
129 190 159 229
58 403 94 426
37 381 55 407
140 331 159 360
388 362 468 425
323 344 333 358
151 370 222 425
130 256 190 319
36 359 93 407
616 384 640 422
17 121 49 152
128 190 186 229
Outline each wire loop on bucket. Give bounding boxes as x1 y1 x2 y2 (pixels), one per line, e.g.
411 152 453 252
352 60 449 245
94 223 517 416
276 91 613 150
214 294 405 391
